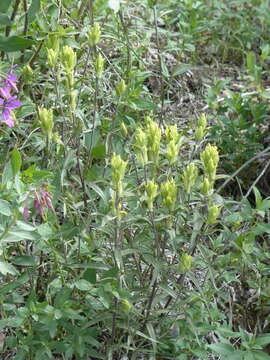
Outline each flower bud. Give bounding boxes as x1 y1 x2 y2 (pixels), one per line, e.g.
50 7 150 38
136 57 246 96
178 253 193 273
161 178 177 211
46 34 60 53
198 113 207 128
94 54 104 78
166 140 179 165
21 65 34 83
165 124 179 144
111 153 127 195
120 122 128 138
88 23 101 47
207 204 221 224
116 79 126 97
120 298 132 314
146 117 161 164
182 163 198 194
62 46 77 70
47 48 58 68
145 180 158 211
38 107 54 140
195 114 207 141
200 144 219 183
70 90 77 111
133 128 148 166
200 177 212 196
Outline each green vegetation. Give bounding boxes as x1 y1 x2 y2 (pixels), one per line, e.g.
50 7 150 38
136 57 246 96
0 0 270 359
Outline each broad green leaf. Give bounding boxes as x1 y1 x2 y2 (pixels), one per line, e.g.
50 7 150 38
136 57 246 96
0 14 11 26
0 272 29 296
254 334 270 347
2 161 13 185
12 256 36 266
83 268 97 284
0 199 12 216
108 0 121 12
0 36 35 52
91 144 106 159
0 261 18 275
0 0 12 13
28 0 41 23
209 342 235 356
11 147 22 176
252 350 270 360
74 279 93 291
2 231 37 243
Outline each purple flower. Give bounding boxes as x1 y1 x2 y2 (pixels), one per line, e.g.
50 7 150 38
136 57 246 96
0 71 21 127
23 206 30 221
34 189 53 217
0 73 18 99
0 96 21 127
5 73 19 93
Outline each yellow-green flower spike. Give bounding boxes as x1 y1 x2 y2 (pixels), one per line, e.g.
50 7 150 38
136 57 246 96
47 48 58 68
161 178 177 211
182 163 198 194
166 140 179 165
178 253 193 273
95 54 105 78
207 203 221 224
195 113 207 141
38 107 54 140
200 144 219 183
111 153 127 195
133 128 148 166
146 118 161 164
165 124 179 144
62 46 77 71
88 23 101 47
116 79 126 97
200 177 213 196
145 180 158 211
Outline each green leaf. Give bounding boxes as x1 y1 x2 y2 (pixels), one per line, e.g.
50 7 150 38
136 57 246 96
108 0 121 12
0 36 35 52
0 199 12 216
28 0 41 23
0 14 11 26
254 334 270 347
209 342 235 356
11 147 22 176
91 144 106 159
0 272 29 296
253 187 262 209
0 261 18 275
0 0 12 13
74 279 93 291
12 256 36 266
83 268 97 284
252 350 270 360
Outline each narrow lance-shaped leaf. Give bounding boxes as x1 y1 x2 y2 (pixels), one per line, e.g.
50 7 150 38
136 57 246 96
11 147 22 176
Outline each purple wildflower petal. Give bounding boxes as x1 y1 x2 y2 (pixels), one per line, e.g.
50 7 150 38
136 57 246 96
2 108 14 127
0 86 11 99
7 98 21 109
23 207 30 221
0 98 4 105
5 73 18 93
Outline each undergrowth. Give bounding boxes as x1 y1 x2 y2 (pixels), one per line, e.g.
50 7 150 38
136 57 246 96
0 1 270 359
